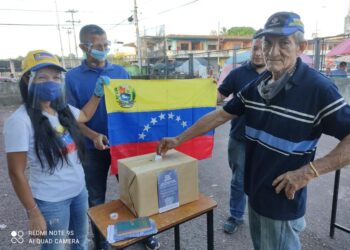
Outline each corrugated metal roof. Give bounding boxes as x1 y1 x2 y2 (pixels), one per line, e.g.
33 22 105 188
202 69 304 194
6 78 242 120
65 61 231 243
327 39 350 57
166 34 252 41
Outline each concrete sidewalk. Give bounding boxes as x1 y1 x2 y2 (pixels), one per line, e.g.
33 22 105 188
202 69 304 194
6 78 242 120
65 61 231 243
0 105 349 250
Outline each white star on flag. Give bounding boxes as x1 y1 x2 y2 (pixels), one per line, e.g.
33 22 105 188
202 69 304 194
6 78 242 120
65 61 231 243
176 116 181 122
138 132 146 140
168 112 174 119
143 124 151 132
181 121 188 127
159 113 165 120
150 118 158 125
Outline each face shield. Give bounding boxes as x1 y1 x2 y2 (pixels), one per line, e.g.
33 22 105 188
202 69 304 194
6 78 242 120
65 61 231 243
83 40 111 61
27 67 67 111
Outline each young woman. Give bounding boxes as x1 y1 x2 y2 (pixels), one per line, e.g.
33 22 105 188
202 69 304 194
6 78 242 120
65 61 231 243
4 50 109 250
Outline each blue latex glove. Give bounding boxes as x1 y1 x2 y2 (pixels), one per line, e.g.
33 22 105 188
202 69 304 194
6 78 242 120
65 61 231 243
94 75 110 97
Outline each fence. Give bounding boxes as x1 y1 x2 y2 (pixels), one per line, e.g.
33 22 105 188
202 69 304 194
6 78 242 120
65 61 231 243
2 33 350 79
311 34 350 72
123 47 251 80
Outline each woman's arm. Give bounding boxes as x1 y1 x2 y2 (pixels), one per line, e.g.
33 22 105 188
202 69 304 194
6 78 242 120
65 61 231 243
7 152 47 237
77 96 101 123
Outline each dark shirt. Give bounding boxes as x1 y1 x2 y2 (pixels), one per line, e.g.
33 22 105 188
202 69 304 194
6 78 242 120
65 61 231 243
330 68 347 77
218 62 264 140
223 58 350 220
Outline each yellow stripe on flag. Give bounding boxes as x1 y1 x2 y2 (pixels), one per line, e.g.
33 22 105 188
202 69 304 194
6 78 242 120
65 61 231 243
104 79 217 113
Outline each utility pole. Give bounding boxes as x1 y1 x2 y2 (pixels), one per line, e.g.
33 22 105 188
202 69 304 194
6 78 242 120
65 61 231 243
217 22 220 68
66 9 80 59
63 27 73 57
163 25 168 78
54 0 65 67
133 0 142 73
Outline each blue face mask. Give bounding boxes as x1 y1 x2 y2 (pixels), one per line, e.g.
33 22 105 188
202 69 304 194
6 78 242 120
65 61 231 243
29 81 62 102
89 48 110 61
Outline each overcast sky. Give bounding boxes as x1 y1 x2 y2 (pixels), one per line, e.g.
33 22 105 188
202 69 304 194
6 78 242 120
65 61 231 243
0 0 349 59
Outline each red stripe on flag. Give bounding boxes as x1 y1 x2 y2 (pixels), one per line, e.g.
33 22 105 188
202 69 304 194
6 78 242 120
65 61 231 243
109 136 214 175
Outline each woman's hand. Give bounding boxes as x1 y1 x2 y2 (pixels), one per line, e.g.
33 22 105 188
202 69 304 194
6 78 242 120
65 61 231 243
28 208 47 238
93 133 110 150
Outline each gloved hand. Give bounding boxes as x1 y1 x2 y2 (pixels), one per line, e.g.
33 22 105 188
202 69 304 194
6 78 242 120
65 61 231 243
94 75 110 97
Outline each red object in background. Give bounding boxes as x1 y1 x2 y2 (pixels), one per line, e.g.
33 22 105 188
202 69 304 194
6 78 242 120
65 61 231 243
327 39 350 57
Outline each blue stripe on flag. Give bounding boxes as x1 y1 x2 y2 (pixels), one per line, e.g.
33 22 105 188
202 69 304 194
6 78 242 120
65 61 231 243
108 107 215 145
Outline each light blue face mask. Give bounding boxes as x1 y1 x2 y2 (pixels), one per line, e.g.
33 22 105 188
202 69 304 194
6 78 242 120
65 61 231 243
89 48 110 61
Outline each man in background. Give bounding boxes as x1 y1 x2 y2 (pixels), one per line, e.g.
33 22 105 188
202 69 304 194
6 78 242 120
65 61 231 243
66 24 160 250
330 61 347 77
218 31 266 234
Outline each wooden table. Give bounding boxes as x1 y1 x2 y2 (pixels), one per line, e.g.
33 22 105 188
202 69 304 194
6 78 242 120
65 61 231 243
88 193 217 249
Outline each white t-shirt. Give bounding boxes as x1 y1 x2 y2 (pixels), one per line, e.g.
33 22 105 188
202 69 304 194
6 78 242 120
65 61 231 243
3 105 85 202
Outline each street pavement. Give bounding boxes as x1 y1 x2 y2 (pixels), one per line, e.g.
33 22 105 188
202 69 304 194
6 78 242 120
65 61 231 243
0 105 349 250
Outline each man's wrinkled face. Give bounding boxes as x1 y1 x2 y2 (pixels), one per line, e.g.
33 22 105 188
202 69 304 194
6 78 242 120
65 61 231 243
250 39 265 68
263 35 301 75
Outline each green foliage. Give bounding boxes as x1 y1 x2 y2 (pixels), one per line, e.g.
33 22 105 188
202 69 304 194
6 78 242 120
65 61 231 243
109 53 131 67
221 27 256 36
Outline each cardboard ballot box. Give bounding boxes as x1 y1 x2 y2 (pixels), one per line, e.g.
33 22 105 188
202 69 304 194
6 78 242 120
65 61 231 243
118 150 199 217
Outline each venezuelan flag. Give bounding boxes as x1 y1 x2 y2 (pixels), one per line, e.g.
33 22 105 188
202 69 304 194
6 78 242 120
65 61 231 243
105 79 217 174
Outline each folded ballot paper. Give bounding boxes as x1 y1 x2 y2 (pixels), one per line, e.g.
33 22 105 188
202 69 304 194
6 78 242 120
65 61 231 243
107 217 158 243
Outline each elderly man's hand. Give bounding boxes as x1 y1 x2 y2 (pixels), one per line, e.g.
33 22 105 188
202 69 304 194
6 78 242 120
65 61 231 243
272 166 315 200
156 137 180 156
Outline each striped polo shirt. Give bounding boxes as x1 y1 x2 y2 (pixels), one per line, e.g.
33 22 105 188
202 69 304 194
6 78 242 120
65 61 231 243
223 58 350 220
218 62 265 141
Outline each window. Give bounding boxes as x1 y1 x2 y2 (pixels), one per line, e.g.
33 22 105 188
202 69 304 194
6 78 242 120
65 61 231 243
180 43 189 50
208 45 217 50
192 42 202 50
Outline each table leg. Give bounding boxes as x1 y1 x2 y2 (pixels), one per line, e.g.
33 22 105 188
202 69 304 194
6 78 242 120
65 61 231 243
174 225 180 250
207 210 214 250
330 169 340 238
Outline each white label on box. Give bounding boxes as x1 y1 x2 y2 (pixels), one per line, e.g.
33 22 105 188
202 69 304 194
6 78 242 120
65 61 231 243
157 169 179 213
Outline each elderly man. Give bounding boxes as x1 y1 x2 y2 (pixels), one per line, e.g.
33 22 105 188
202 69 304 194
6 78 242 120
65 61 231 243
157 12 350 249
218 30 266 234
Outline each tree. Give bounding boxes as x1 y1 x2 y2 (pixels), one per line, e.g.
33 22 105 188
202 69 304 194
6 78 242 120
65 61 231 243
221 26 256 36
109 53 131 67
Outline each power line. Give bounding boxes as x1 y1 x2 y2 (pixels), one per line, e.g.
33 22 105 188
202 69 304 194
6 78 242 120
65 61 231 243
108 17 131 30
0 23 130 27
0 8 92 13
0 1 199 29
0 23 62 26
140 0 200 21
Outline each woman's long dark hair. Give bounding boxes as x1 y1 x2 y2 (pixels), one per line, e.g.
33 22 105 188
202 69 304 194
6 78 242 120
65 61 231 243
19 73 86 174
